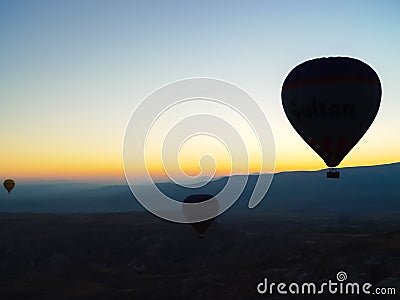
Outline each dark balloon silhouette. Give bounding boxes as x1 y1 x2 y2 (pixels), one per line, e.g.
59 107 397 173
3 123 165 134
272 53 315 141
3 179 15 194
282 57 381 178
183 194 219 238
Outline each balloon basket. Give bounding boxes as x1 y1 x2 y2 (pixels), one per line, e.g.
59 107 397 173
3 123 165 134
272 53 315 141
327 169 340 178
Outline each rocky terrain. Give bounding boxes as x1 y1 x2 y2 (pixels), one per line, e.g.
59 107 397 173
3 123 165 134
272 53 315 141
0 211 399 299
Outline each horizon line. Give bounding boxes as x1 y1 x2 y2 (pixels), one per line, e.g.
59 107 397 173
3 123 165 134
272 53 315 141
5 161 399 185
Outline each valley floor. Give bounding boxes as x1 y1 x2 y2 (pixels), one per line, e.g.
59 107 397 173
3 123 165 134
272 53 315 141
0 211 399 299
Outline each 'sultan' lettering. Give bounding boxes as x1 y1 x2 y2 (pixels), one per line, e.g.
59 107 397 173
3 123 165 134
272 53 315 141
291 98 354 124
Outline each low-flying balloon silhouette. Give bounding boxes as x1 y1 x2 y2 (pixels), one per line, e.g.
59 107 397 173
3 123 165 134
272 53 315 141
183 194 219 238
281 57 381 178
3 179 15 194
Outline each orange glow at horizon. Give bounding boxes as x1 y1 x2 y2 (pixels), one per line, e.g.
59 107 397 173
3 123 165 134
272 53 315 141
1 131 398 182
2 155 399 182
144 134 267 182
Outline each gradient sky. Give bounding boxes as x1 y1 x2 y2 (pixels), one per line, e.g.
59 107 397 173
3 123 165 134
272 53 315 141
1 0 399 183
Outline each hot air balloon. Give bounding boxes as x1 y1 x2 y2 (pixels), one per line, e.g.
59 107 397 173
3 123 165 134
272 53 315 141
3 179 15 194
183 194 219 238
281 57 381 178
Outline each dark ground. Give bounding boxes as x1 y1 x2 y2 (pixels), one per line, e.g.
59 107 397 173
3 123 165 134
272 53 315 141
0 211 399 299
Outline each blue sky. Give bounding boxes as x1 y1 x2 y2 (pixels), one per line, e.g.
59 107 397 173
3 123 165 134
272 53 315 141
0 0 399 182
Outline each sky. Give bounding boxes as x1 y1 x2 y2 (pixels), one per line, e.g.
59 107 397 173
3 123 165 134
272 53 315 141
0 0 399 183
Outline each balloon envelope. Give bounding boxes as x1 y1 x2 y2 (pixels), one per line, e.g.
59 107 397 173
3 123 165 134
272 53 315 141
282 57 381 167
183 194 219 237
3 179 15 194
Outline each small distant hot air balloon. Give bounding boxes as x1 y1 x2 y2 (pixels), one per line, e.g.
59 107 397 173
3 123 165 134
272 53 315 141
183 194 219 238
3 179 15 194
282 57 381 178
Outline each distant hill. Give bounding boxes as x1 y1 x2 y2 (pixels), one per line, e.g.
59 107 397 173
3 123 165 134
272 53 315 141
233 162 400 215
0 163 399 214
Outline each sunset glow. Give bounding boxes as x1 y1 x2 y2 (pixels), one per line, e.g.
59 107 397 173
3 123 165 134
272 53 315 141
0 1 399 183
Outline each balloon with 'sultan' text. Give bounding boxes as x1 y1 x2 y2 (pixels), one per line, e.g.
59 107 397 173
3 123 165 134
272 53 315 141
282 57 381 168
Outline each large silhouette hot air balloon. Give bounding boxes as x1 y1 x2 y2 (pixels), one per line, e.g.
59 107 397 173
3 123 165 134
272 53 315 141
3 179 15 194
282 57 381 178
183 194 219 238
